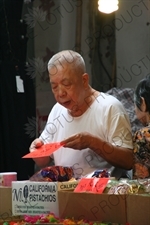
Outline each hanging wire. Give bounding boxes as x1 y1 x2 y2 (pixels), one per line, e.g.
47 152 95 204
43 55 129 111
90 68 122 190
89 1 112 91
89 1 117 91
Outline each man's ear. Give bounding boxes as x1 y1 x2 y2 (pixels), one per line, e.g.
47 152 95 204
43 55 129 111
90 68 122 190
141 97 147 112
82 73 89 87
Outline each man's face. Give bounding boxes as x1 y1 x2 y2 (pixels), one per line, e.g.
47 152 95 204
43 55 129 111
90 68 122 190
49 65 86 114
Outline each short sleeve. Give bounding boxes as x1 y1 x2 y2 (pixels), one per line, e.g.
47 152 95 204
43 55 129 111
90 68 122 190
106 112 133 149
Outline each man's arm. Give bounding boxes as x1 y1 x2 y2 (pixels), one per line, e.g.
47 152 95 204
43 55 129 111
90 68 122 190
89 135 133 169
60 132 134 170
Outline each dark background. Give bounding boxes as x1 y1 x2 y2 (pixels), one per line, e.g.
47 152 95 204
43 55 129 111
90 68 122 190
0 0 35 180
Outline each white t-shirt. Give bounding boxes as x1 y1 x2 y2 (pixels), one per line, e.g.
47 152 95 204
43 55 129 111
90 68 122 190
39 93 133 178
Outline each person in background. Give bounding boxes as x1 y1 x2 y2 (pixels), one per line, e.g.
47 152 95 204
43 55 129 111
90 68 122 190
29 50 133 179
133 76 150 179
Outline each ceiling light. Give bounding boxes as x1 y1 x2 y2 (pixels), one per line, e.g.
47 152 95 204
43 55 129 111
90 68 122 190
98 0 119 14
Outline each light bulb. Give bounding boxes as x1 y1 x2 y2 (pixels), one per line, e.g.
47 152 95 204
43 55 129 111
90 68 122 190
98 0 119 14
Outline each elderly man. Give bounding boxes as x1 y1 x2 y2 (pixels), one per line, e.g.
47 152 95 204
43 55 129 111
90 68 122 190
29 50 133 179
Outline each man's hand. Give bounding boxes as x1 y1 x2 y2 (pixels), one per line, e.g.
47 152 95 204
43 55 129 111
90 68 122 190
29 138 44 152
60 132 92 150
29 138 51 168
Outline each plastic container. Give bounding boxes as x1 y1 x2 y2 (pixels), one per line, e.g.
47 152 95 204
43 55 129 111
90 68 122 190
0 172 17 187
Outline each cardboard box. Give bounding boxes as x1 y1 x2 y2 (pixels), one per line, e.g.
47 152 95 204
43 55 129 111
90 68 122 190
0 187 12 220
58 190 127 224
126 194 150 225
12 180 78 217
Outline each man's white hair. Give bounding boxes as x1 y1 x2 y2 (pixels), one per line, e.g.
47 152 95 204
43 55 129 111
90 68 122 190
48 50 86 74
